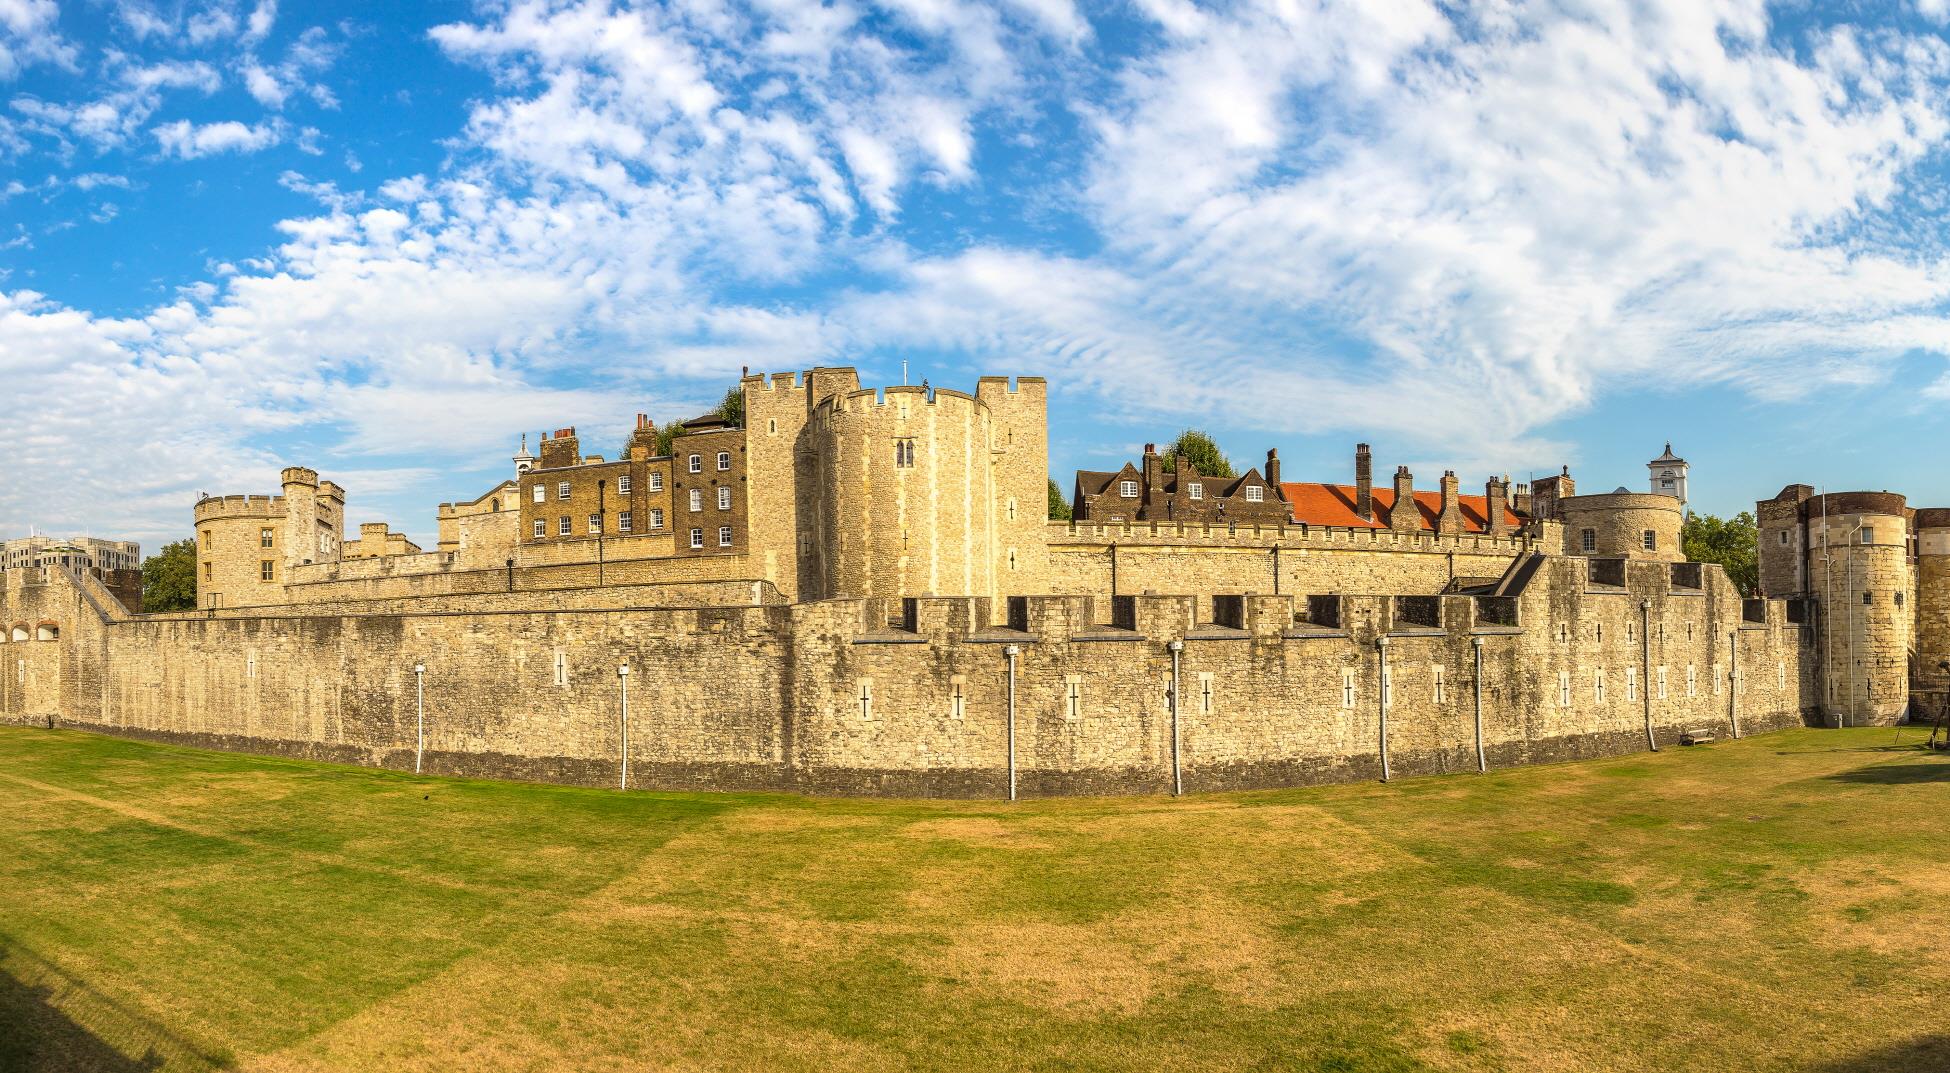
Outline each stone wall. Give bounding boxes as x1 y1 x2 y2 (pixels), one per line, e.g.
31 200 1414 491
0 554 1814 798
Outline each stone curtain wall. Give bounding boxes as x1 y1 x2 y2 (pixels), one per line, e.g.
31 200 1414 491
1 557 1814 798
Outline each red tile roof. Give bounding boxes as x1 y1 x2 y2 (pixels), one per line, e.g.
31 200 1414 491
1280 483 1521 533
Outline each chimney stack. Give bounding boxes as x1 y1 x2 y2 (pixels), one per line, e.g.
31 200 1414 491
1390 465 1420 532
1265 448 1281 489
1514 482 1532 517
1355 444 1374 521
1485 475 1510 537
1436 470 1463 535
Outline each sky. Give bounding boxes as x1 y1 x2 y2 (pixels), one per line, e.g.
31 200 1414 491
8 0 1950 551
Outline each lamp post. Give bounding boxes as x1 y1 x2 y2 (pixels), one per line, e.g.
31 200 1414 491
413 663 425 774
617 664 630 790
1003 644 1019 802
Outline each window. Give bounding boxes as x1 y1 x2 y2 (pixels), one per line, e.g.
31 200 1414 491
533 520 545 539
1642 529 1656 551
1558 671 1570 707
1780 531 1789 545
619 511 632 533
1714 666 1723 695
1066 677 1083 719
1244 485 1263 503
1686 665 1697 697
559 516 571 536
895 438 916 468
1861 527 1874 544
1626 667 1638 701
1656 666 1668 699
1342 669 1356 709
1433 665 1445 704
260 560 275 582
1626 623 1635 644
1863 591 1873 605
1777 661 1786 688
717 486 731 510
558 481 571 500
533 484 545 504
260 528 274 548
1119 480 1139 498
554 650 567 687
949 677 966 719
618 475 631 495
246 654 256 679
588 513 601 534
689 489 703 512
689 454 702 473
648 508 664 530
1581 528 1596 553
719 526 733 547
717 451 731 471
1896 592 1906 608
859 679 873 720
1594 670 1606 703
1381 664 1393 710
1188 482 1203 500
689 528 704 549
1007 498 1017 520
649 472 663 491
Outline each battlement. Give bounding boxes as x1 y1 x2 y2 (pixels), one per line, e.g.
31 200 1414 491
194 494 284 521
281 466 318 488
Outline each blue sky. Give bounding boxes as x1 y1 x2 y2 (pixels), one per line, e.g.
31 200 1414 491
8 0 1950 549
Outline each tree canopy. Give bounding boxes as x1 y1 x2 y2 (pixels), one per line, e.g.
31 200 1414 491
141 539 198 612
1048 478 1072 521
715 386 745 428
1682 511 1758 597
1164 429 1234 478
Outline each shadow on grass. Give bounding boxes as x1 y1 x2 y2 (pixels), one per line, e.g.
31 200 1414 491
1807 1033 1950 1072
0 938 230 1072
1824 761 1950 785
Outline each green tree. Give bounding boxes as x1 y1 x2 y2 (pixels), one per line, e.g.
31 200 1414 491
1048 478 1072 521
715 385 745 428
1164 429 1234 478
141 538 198 612
1683 511 1759 597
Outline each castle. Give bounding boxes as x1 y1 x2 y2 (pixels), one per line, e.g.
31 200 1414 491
0 365 1926 798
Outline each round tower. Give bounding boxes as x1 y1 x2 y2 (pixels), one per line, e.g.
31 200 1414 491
1558 492 1683 562
806 385 999 601
1806 492 1911 726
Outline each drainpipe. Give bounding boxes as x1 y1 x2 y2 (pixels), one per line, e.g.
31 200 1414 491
1168 640 1184 796
413 663 425 774
1472 636 1486 772
1378 635 1391 782
617 664 630 790
1728 631 1741 739
1641 600 1658 752
1003 644 1019 802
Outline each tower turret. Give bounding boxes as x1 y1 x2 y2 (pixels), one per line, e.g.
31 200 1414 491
1649 442 1688 512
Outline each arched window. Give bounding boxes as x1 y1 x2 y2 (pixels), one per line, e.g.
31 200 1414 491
36 623 59 641
8 624 26 643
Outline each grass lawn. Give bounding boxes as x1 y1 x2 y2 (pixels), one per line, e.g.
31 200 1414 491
0 726 1946 1072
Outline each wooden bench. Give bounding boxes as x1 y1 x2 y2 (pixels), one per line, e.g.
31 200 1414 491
1679 728 1716 746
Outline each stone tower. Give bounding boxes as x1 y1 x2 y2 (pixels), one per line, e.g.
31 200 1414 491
1649 443 1688 513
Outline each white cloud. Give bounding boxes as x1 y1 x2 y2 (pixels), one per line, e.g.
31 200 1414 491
0 0 75 81
154 117 283 158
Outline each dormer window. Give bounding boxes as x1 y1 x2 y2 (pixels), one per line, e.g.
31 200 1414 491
1188 483 1203 500
1119 480 1138 498
1244 486 1263 503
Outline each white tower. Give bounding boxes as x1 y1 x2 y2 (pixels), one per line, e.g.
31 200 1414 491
513 434 536 477
1648 443 1688 513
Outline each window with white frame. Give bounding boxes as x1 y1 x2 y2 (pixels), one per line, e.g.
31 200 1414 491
649 472 663 491
689 489 703 512
618 475 631 495
1581 528 1596 553
689 528 704 549
719 526 733 547
532 520 545 539
558 481 571 500
718 486 731 510
649 508 664 529
1119 479 1139 498
588 513 600 534
559 516 571 536
1188 483 1203 500
717 451 730 471
533 484 545 504
689 454 702 473
619 511 632 533
1244 485 1263 502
